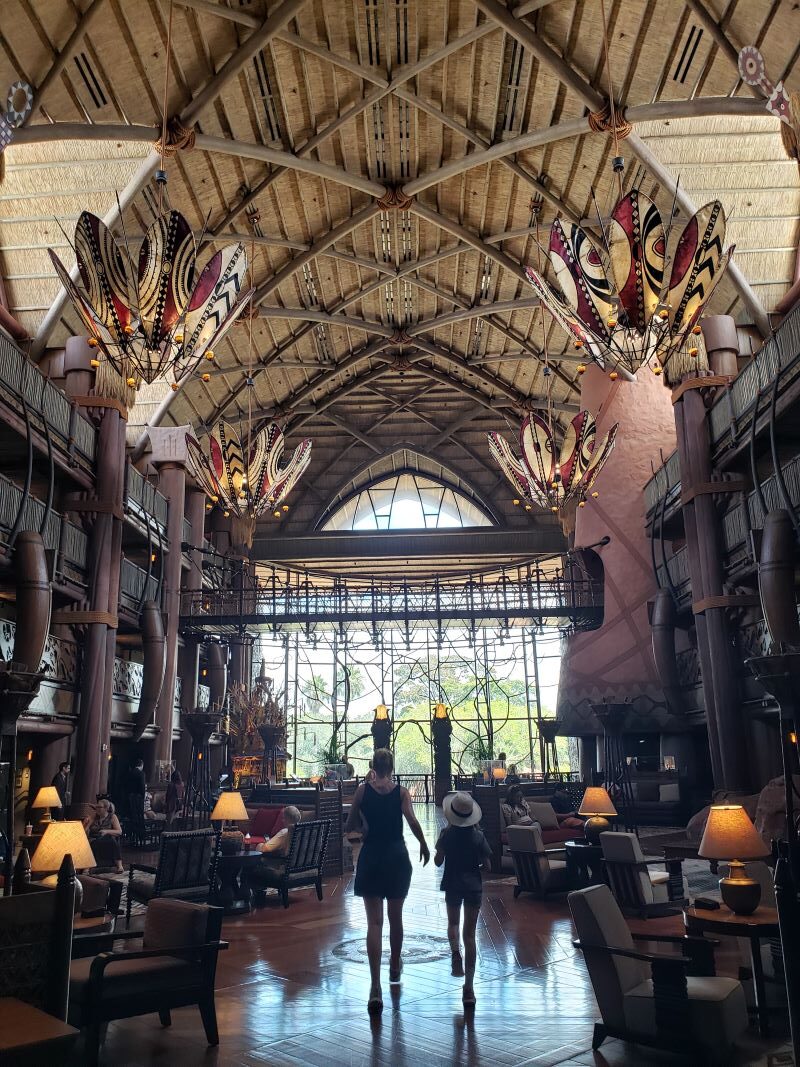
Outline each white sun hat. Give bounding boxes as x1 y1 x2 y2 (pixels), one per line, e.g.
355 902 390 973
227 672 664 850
442 790 482 827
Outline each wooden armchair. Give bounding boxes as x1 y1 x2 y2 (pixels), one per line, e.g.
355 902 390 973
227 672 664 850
569 884 746 1064
126 827 220 925
248 818 330 908
600 831 687 918
507 824 568 899
123 793 163 849
0 855 79 1066
69 898 227 1066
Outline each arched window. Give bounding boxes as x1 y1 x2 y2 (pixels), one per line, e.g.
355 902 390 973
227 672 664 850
322 472 494 531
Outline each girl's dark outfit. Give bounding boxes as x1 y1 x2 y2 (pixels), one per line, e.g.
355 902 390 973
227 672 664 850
354 782 412 900
436 825 491 908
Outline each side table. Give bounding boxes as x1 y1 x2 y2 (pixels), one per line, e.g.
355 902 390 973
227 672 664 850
0 997 78 1066
213 850 265 914
565 839 605 889
683 904 780 1037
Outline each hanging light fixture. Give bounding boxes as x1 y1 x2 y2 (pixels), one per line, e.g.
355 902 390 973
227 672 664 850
488 411 617 513
524 191 734 385
48 212 252 389
186 420 311 546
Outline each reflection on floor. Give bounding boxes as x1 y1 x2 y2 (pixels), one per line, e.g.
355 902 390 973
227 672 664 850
85 808 792 1066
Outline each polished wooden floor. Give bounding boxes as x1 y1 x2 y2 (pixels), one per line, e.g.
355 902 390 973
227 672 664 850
83 809 791 1067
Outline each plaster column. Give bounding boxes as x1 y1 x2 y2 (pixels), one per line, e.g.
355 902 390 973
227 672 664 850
65 340 126 805
148 427 193 772
558 366 679 741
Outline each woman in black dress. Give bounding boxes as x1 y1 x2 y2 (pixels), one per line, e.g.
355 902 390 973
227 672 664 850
345 748 430 1013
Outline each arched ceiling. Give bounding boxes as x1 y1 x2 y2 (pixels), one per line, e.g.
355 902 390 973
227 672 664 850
1 0 799 537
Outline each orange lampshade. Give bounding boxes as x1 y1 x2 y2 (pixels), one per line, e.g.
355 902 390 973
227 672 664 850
698 805 769 861
31 786 62 811
492 767 507 780
210 791 249 822
31 821 96 872
578 786 617 818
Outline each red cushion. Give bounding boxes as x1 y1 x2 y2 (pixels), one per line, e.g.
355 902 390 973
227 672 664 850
249 807 285 838
541 827 584 845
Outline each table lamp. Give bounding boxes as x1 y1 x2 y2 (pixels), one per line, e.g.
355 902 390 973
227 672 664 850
578 786 617 843
31 785 62 829
210 790 249 854
31 820 96 909
698 804 770 915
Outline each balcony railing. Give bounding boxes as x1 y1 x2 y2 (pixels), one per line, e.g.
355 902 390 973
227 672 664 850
644 450 681 517
0 333 96 473
0 471 88 586
120 557 159 612
125 463 169 533
655 545 691 608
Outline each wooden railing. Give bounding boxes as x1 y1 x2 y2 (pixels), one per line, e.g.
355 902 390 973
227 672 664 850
125 463 169 532
120 557 159 611
0 471 88 585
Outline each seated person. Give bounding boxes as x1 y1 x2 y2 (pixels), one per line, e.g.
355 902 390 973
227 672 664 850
505 764 521 785
550 783 584 828
501 785 534 829
143 790 166 822
255 805 302 871
83 799 124 874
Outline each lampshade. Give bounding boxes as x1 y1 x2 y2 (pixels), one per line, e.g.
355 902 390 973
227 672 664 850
31 786 62 810
578 787 617 818
492 767 507 780
698 805 769 861
210 791 249 822
31 820 96 872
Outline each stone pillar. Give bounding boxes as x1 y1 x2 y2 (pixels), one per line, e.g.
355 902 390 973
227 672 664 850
149 428 192 773
702 315 739 378
673 383 748 790
65 340 126 805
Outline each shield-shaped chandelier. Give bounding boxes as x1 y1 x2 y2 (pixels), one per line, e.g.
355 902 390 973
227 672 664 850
524 191 734 385
488 412 617 513
186 420 312 545
48 210 252 388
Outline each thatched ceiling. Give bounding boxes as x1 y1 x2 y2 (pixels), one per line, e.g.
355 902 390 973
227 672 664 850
1 0 798 535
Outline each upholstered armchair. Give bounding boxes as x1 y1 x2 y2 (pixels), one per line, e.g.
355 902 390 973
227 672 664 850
126 827 220 925
600 831 687 917
507 823 568 899
247 818 329 907
69 898 227 1066
570 884 747 1063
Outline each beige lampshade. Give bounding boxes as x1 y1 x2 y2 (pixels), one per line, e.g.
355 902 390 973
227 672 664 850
31 820 96 872
698 805 769 861
210 790 249 822
578 786 617 818
31 786 62 810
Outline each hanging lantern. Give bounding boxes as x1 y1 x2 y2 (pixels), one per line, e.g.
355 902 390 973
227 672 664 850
186 420 311 546
433 703 449 720
524 190 734 385
48 210 252 388
374 704 390 720
488 411 617 512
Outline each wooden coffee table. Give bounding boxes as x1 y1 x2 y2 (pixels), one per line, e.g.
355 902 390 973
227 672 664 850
683 904 780 1036
214 849 266 914
565 839 605 889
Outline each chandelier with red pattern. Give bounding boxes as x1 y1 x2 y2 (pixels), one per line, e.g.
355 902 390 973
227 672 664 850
48 210 252 389
523 190 734 385
488 411 617 514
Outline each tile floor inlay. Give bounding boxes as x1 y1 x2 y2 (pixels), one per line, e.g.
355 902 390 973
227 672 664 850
331 932 452 965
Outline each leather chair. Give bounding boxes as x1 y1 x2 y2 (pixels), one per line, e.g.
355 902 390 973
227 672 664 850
600 831 687 917
570 884 747 1063
69 898 227 1066
126 827 220 925
507 823 568 899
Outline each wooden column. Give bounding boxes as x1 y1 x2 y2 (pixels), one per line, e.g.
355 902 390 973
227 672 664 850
65 341 125 806
175 487 206 771
673 383 748 790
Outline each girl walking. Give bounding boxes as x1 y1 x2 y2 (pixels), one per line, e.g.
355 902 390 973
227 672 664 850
346 748 430 1014
434 791 491 1008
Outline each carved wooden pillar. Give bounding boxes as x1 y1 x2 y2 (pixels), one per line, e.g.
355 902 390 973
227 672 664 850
175 487 206 772
673 382 748 790
65 342 125 806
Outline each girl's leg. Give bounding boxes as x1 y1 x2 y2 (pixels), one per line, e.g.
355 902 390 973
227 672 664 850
462 902 480 996
387 898 405 977
364 897 384 1000
446 900 464 975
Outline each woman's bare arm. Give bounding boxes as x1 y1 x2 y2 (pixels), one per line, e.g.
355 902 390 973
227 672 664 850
401 788 430 864
345 782 366 834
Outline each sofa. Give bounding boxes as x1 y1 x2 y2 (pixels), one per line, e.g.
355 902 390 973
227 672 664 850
627 773 688 826
472 784 584 873
244 787 344 876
